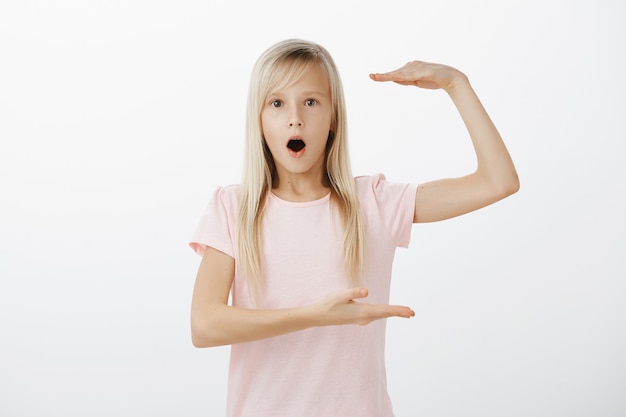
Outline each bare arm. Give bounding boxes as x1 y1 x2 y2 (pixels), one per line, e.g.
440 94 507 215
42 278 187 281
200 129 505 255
190 246 415 347
370 61 519 223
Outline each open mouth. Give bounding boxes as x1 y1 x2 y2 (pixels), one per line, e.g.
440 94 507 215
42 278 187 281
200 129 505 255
287 139 306 152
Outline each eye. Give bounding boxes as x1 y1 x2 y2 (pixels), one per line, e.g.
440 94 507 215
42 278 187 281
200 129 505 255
305 98 318 106
269 99 283 108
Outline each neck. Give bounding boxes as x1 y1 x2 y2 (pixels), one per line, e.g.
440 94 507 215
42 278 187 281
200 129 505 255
272 173 329 202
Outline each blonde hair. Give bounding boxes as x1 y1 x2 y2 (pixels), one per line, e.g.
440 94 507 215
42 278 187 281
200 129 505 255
237 39 366 301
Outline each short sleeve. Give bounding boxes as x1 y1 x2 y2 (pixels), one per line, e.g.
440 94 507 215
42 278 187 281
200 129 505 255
356 174 417 248
189 185 239 258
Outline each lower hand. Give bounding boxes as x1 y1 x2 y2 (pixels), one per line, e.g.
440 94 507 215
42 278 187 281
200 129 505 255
316 287 415 326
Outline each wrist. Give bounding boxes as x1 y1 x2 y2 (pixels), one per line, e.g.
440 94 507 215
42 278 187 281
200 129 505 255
445 71 470 94
296 303 324 328
445 73 473 99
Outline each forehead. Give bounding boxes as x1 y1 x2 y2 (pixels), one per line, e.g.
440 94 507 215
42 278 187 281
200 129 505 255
266 60 330 95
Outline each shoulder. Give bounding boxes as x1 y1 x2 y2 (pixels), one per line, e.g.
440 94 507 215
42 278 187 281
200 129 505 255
355 173 416 196
215 183 240 195
355 173 387 193
211 184 240 205
354 173 418 211
354 174 418 247
198 184 241 218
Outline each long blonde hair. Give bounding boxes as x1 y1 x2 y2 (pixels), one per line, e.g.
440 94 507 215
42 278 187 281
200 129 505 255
237 39 366 300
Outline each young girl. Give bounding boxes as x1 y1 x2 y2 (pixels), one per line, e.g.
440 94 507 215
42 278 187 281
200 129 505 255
189 38 519 417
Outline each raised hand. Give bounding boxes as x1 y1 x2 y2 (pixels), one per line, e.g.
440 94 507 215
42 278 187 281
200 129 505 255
316 287 415 326
369 60 467 92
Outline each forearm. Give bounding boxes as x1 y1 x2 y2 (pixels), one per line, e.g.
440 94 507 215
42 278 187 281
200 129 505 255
446 76 519 194
191 303 319 348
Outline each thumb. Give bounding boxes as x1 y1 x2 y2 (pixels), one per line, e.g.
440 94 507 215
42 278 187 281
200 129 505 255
344 287 368 301
369 73 392 82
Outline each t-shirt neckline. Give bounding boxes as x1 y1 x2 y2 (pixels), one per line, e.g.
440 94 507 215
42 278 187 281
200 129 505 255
269 191 331 207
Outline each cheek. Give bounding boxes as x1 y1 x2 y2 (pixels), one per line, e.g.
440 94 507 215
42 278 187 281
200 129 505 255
261 112 279 134
260 118 281 151
315 108 333 127
260 116 272 140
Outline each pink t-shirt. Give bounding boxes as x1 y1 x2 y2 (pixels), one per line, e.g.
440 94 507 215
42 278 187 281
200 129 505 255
190 174 417 417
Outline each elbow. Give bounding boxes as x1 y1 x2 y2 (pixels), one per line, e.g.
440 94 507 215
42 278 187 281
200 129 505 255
191 327 222 348
499 172 520 199
191 331 210 348
190 315 224 348
489 169 520 201
506 171 521 196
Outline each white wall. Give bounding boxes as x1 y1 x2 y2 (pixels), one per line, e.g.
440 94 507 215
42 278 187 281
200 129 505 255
1 0 624 416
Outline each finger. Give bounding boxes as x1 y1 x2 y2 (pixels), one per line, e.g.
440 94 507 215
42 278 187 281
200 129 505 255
343 287 368 301
370 72 420 86
357 304 414 325
400 306 416 318
369 72 410 82
369 72 394 82
385 305 415 318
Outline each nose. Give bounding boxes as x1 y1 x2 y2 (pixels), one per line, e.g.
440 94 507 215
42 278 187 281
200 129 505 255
288 109 303 127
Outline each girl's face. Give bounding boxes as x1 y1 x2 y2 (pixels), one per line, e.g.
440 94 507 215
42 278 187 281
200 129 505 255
261 64 333 184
